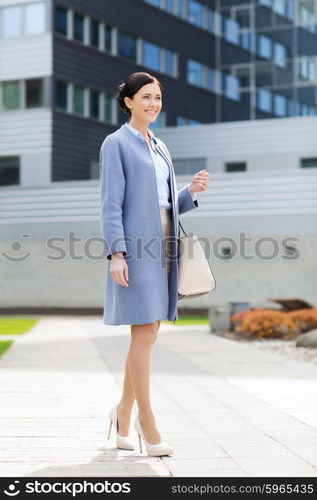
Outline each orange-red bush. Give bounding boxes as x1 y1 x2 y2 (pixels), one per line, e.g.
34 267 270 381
233 309 299 338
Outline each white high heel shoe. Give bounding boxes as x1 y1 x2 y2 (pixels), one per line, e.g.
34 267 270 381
107 405 134 450
134 416 174 456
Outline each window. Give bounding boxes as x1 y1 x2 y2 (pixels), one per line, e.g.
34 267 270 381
55 81 68 111
25 3 46 35
165 50 174 76
118 30 137 61
298 57 316 82
2 81 20 110
188 119 202 125
90 19 99 48
207 67 214 91
274 94 287 116
257 88 272 112
274 43 287 68
301 158 317 168
274 0 286 16
225 162 246 172
176 0 183 17
207 9 214 32
26 79 43 108
73 85 84 115
0 157 20 186
224 74 240 101
224 17 240 45
187 0 204 28
90 90 100 119
187 59 204 87
55 6 67 36
258 35 272 59
144 0 160 6
143 41 160 71
73 13 84 42
1 6 22 38
105 25 112 52
104 95 112 123
166 0 174 13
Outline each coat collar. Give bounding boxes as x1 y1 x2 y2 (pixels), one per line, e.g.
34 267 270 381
121 122 158 144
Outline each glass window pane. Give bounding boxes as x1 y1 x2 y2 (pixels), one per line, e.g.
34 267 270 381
187 59 204 87
177 116 187 126
143 41 160 71
55 6 67 35
25 3 46 35
90 90 100 118
26 79 43 108
273 0 286 16
144 0 160 6
165 50 174 75
224 17 240 45
1 6 22 38
73 85 84 115
225 74 240 101
207 9 214 32
274 42 287 68
166 0 174 13
55 81 67 110
258 35 272 58
0 157 20 186
2 81 20 110
274 94 287 116
90 20 99 47
118 31 137 61
73 13 84 41
105 25 112 52
188 119 202 125
188 0 203 28
176 0 183 17
104 95 112 122
207 67 213 90
257 88 272 112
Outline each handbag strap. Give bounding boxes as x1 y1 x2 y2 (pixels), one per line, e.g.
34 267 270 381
179 219 187 236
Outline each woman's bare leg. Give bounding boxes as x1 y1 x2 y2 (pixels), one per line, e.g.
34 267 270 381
116 320 161 439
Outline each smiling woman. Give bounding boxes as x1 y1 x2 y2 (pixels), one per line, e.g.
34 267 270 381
99 71 208 458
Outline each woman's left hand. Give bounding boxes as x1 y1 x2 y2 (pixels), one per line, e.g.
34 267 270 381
189 169 210 194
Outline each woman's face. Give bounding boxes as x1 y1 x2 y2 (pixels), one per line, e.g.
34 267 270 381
125 82 162 123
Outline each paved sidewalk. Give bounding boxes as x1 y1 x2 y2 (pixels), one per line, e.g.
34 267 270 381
0 316 317 477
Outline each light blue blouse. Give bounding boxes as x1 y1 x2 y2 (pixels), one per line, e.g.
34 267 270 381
124 121 197 209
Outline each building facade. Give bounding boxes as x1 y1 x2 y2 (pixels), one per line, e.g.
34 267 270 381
0 0 317 186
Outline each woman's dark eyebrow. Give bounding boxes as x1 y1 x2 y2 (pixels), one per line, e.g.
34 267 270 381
142 92 162 96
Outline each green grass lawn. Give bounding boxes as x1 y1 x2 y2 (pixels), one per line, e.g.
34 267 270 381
0 318 38 335
0 340 14 357
164 315 209 325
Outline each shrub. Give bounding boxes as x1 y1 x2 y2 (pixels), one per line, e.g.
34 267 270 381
233 309 298 338
287 309 317 333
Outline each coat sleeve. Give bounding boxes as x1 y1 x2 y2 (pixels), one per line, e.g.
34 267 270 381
99 136 127 260
178 184 198 215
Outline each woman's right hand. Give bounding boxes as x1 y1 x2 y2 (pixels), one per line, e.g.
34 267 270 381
110 252 129 287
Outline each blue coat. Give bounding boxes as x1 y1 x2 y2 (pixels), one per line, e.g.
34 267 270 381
99 123 199 325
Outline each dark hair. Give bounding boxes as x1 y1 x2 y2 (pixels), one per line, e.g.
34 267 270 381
115 72 163 116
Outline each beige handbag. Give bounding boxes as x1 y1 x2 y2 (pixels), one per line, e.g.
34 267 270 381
178 220 216 300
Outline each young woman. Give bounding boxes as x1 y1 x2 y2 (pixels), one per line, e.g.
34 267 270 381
99 72 209 456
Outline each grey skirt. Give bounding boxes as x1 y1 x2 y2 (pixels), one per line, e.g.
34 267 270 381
159 208 173 283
